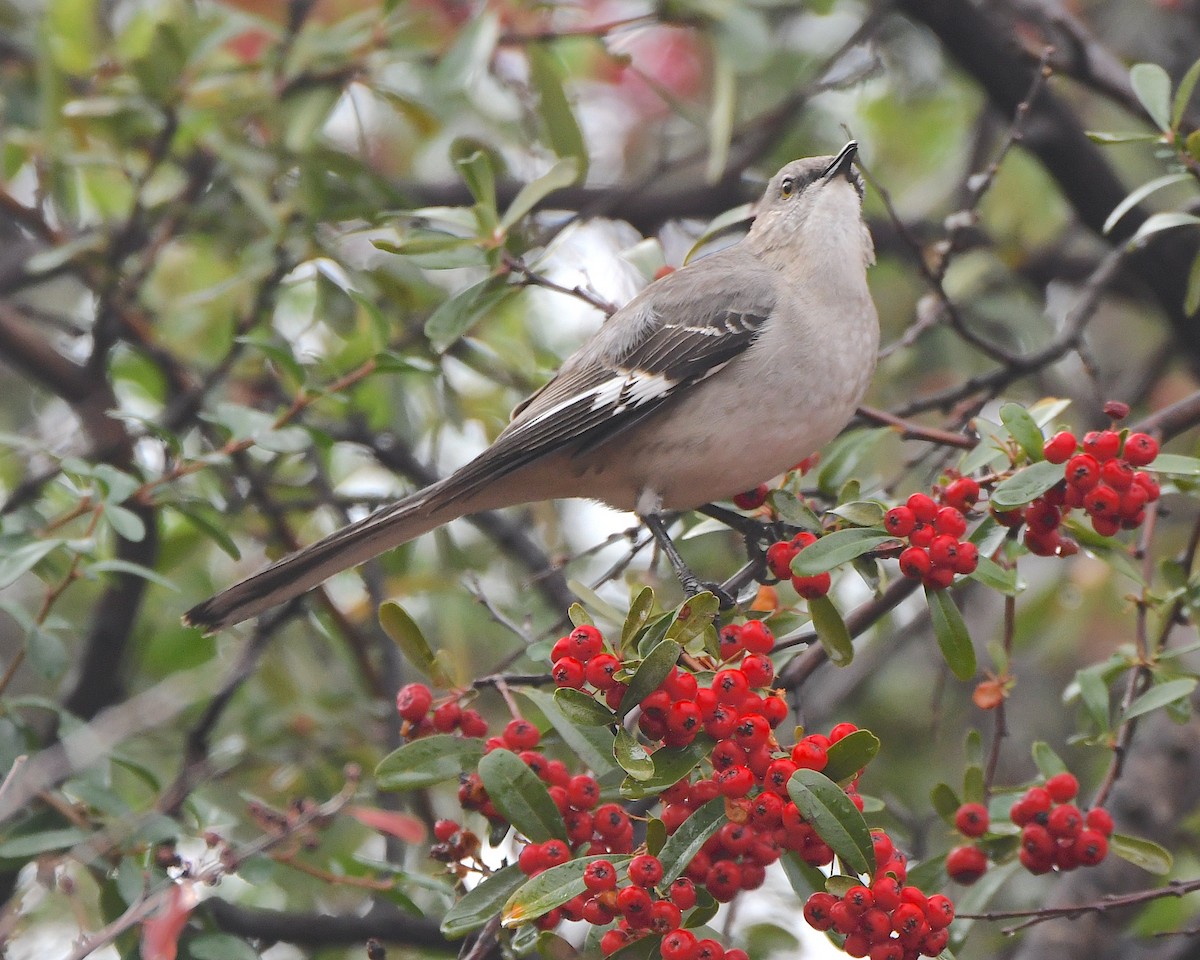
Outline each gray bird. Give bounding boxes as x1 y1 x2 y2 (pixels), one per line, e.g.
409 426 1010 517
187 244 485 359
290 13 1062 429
185 141 879 631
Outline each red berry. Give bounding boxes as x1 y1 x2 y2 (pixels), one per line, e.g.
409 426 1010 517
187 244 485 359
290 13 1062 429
459 709 488 737
933 506 967 538
954 802 989 838
1085 807 1114 836
884 506 917 536
920 928 950 956
907 493 938 523
660 928 697 960
1074 828 1109 865
1065 453 1101 490
1048 803 1083 839
433 819 459 842
1123 432 1158 466
503 719 541 751
761 693 788 727
395 683 433 721
791 738 828 771
898 546 932 579
923 566 955 590
909 523 934 548
872 876 901 909
552 657 586 689
566 625 605 662
432 701 462 731
766 540 799 579
566 774 600 810
1083 430 1121 462
714 765 754 798
600 930 629 956
585 653 621 689
828 721 858 742
628 854 664 887
953 540 979 574
943 476 981 510
928 533 960 567
1045 771 1079 802
616 885 653 924
803 891 837 930
712 669 750 704
763 758 798 796
1082 484 1120 517
945 844 988 884
1043 431 1078 463
740 653 774 687
791 572 832 598
694 939 725 960
669 876 697 909
925 893 955 929
733 484 769 510
1100 458 1135 490
1103 400 1131 420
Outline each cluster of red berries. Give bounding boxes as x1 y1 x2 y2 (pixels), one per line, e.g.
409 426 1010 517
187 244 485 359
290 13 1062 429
884 482 980 590
803 874 954 960
998 429 1161 556
946 772 1114 884
764 531 831 599
396 682 489 738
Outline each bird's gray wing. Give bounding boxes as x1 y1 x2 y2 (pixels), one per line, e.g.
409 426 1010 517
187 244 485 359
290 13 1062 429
433 262 778 504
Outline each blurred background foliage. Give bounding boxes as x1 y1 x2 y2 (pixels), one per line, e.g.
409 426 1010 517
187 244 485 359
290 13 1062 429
1 0 1200 957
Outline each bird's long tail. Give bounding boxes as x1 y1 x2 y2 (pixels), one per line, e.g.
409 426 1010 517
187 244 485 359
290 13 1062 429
183 480 469 632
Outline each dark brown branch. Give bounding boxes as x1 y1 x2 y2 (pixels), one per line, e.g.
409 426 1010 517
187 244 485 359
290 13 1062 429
205 899 457 951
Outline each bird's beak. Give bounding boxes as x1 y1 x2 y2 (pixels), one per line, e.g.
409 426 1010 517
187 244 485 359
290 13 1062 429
822 140 859 182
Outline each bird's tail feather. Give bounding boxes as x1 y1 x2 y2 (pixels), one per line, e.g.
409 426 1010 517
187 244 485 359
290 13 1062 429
183 482 464 632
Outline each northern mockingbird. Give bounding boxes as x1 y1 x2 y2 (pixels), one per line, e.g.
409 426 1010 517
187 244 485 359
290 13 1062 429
185 141 879 631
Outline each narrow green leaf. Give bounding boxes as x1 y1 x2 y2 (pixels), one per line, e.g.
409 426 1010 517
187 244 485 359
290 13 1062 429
621 586 656 648
614 727 655 780
1031 741 1068 778
0 539 63 589
989 460 1064 509
568 603 592 627
1085 131 1162 144
0 827 92 858
1122 677 1198 722
434 10 500 89
1173 56 1200 127
499 158 581 232
88 559 177 591
173 503 241 559
1131 62 1173 130
667 593 719 646
780 851 828 898
926 587 976 680
620 741 708 799
968 556 1018 595
930 782 961 823
1075 663 1113 730
479 749 567 842
1103 172 1192 235
189 934 260 960
442 864 528 938
787 769 874 877
658 799 726 886
1109 833 1172 874
962 764 984 805
379 602 453 687
528 46 587 173
769 490 822 531
808 595 854 667
553 688 617 726
706 56 735 183
619 639 682 718
645 818 667 857
502 856 631 927
424 276 513 353
517 688 618 776
790 529 895 576
1143 453 1200 476
1131 211 1200 245
999 402 1045 461
375 735 485 790
827 500 887 527
823 729 880 783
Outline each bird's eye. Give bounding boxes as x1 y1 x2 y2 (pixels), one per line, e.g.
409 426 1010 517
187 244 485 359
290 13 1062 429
780 177 795 198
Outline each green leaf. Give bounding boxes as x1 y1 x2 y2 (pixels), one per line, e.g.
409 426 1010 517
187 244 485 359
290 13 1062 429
379 602 454 687
479 749 567 842
950 859 1021 943
790 529 895 576
456 150 497 228
620 741 708 799
828 500 887 527
989 460 1064 509
1085 131 1163 144
1131 211 1200 245
1122 677 1198 722
517 688 618 776
424 276 514 353
999 402 1045 461
1143 453 1200 476
442 864 527 938
622 586 656 649
528 46 587 174
667 593 720 646
808 595 854 667
503 856 631 927
554 688 617 726
568 603 592 628
815 429 887 496
375 735 486 790
0 539 63 589
172 503 241 559
930 782 961 823
823 730 880 783
189 933 261 960
614 727 655 780
1173 57 1200 128
769 490 822 531
1131 63 1173 131
780 851 828 898
926 587 976 680
436 10 500 88
968 556 1018 595
962 764 984 805
619 639 682 718
1031 741 1068 778
658 798 727 886
1103 172 1192 235
706 55 735 183
1109 832 1172 874
787 769 874 877
499 158 581 232
0 827 92 859
1075 663 1113 731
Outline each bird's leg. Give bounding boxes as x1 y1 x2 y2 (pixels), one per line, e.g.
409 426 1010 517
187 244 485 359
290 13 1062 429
697 503 774 577
639 512 737 608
